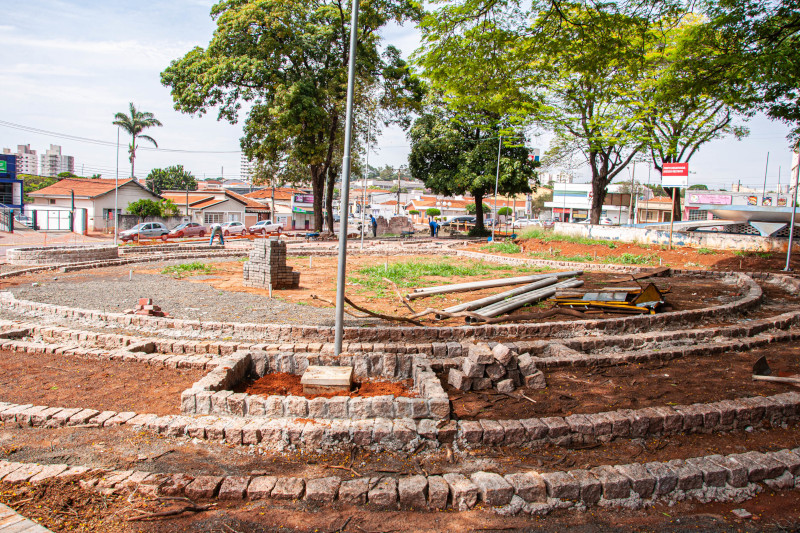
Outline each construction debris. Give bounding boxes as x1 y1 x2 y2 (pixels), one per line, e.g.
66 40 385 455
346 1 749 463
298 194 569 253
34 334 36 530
465 278 585 323
124 298 169 317
406 271 583 300
552 282 667 315
447 342 543 392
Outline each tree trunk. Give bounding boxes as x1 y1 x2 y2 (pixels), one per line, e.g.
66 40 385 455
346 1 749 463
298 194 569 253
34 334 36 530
310 165 325 232
474 191 486 232
324 164 338 233
589 154 610 224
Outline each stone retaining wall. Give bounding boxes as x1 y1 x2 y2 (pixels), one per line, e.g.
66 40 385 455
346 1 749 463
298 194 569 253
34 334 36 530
6 245 119 265
3 446 800 514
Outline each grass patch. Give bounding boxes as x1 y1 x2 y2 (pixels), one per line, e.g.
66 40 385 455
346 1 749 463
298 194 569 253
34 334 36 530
517 227 618 248
349 258 534 297
161 262 214 278
527 249 657 265
734 250 773 259
697 247 717 255
604 253 658 265
480 240 521 254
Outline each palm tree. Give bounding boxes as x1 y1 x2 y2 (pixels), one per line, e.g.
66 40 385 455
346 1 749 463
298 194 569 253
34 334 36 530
113 103 163 181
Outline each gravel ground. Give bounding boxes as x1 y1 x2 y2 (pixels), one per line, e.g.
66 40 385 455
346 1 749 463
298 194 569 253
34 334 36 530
7 259 377 327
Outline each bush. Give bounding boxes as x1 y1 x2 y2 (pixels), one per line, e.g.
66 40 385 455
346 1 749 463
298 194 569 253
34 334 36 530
126 199 162 218
425 208 441 217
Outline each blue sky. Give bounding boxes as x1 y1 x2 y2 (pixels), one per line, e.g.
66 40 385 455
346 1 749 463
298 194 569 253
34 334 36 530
0 0 795 190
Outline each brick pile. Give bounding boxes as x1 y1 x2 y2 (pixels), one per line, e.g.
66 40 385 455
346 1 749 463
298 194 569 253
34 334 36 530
124 298 169 317
448 343 545 393
242 237 300 289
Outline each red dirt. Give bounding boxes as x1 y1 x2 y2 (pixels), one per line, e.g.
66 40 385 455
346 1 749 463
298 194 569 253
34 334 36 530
0 350 203 416
447 342 800 420
235 372 417 399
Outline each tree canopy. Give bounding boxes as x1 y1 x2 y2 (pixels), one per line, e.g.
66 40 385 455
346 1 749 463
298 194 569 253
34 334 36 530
161 0 423 232
145 165 197 194
408 104 537 232
113 103 162 181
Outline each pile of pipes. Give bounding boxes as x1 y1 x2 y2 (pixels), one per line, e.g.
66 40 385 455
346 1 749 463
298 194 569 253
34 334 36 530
448 342 546 393
407 271 584 323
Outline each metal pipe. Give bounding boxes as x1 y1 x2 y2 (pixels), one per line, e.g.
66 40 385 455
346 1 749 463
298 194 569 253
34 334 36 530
408 270 583 299
333 0 360 356
467 278 584 323
437 277 559 318
472 278 583 316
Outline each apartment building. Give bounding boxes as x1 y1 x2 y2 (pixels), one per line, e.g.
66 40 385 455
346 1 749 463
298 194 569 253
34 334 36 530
1 145 38 175
40 144 75 177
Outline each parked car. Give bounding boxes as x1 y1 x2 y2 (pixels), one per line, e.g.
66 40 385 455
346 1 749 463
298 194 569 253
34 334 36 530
165 222 206 239
248 219 283 235
220 221 247 236
440 215 476 228
119 222 169 242
599 217 613 225
512 218 538 228
541 219 555 229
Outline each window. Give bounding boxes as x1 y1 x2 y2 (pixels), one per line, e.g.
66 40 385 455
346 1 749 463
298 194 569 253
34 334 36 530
227 213 241 222
204 212 224 224
48 199 56 205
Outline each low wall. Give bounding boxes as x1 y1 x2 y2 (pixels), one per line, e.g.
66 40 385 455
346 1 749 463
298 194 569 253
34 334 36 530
551 223 790 252
6 245 119 266
117 214 188 231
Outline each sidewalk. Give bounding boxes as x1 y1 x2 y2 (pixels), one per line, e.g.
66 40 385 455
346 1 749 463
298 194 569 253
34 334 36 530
0 503 53 532
0 230 114 258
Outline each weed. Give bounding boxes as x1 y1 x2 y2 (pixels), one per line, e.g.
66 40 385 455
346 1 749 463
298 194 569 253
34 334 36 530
733 250 773 259
517 227 618 248
697 248 717 255
604 253 658 265
480 240 521 254
161 262 214 278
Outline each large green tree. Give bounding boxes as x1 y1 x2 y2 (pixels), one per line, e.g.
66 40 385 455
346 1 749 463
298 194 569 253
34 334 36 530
113 103 163 181
145 165 197 194
408 106 537 233
161 0 423 232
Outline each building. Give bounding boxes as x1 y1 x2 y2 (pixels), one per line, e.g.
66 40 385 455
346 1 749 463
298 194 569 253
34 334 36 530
244 187 304 229
637 196 674 223
28 178 161 231
544 183 631 223
0 154 24 211
240 154 254 182
1 145 38 175
40 144 75 177
160 188 269 227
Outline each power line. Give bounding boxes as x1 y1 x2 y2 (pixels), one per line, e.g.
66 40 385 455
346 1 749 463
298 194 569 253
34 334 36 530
0 120 242 154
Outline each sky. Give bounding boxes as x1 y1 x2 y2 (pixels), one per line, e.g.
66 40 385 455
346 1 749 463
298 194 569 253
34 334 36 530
0 0 796 191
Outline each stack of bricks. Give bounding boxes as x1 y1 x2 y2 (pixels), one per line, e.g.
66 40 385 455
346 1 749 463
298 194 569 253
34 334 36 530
447 343 546 393
242 237 300 290
125 298 168 317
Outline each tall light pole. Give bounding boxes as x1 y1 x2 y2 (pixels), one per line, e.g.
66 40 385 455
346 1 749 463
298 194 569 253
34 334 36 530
333 0 361 356
361 114 370 250
784 140 800 272
114 127 119 245
491 136 501 242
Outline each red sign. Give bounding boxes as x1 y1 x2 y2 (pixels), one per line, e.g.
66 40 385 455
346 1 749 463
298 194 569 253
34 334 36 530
662 163 689 177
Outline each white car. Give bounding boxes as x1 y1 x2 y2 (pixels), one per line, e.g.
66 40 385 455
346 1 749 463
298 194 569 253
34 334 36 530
512 218 538 228
248 219 283 235
599 217 613 225
220 221 247 236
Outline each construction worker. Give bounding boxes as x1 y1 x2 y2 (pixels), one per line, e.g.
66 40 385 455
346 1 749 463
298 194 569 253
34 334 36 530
209 221 224 246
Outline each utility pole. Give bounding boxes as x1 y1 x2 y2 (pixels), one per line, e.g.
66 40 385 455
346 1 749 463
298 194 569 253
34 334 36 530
628 161 636 224
784 140 800 271
492 136 502 242
762 152 770 204
361 115 370 250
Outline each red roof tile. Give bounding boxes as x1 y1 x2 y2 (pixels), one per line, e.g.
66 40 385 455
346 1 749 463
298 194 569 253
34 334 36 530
29 178 152 198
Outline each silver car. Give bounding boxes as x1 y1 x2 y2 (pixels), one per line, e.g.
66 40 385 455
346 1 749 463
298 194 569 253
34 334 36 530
119 222 169 242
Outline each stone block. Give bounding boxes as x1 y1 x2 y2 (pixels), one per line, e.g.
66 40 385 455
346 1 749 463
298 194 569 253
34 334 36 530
569 469 602 505
459 420 483 444
565 414 593 439
520 418 549 440
398 475 428 509
666 459 703 491
517 353 537 376
705 455 748 488
462 358 485 378
770 449 800 476
524 370 547 389
645 462 677 496
272 477 305 500
590 465 631 500
541 471 580 500
160 473 194 496
247 476 277 499
326 396 349 419
285 396 308 418
472 377 492 390
471 471 513 506
468 343 494 364
504 472 546 502
492 343 514 365
615 463 655 498
218 476 250 500
485 363 507 381
604 410 631 438
427 475 449 510
185 476 223 499
740 451 786 479
305 477 340 504
443 473 478 511
448 369 471 391
686 457 727 487
368 477 398 509
339 478 369 505
496 379 515 393
499 419 526 445
479 419 505 445
541 417 570 439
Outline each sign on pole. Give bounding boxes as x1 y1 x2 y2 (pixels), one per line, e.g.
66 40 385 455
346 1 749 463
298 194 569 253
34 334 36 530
662 163 689 188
